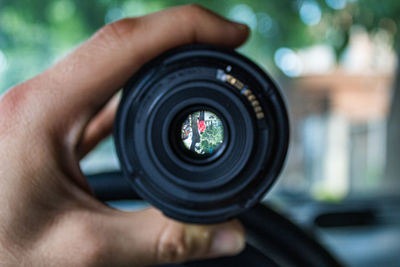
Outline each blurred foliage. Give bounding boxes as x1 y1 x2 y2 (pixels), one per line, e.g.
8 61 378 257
0 0 399 94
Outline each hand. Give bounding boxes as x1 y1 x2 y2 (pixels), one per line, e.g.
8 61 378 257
0 5 249 267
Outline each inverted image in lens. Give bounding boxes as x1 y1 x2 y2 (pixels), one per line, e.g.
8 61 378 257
181 110 224 156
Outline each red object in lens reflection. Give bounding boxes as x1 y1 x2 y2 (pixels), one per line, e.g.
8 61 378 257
198 111 206 133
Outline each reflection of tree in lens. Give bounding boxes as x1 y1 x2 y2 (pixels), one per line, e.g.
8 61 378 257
190 112 200 151
181 111 224 155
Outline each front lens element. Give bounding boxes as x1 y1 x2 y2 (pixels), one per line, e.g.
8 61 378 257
181 110 224 156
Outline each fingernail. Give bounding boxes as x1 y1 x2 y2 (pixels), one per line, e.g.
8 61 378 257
209 228 245 256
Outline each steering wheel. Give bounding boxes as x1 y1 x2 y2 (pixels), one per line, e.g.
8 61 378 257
87 172 342 267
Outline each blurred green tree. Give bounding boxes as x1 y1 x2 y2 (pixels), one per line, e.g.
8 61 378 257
1 0 399 90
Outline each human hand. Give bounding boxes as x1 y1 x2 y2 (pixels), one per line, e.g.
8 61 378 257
0 5 249 267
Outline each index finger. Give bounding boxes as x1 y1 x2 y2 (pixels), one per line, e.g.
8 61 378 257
11 4 249 143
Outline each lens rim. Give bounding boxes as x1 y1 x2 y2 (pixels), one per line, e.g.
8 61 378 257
114 44 289 224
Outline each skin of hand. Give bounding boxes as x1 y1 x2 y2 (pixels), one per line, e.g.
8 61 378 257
0 4 249 267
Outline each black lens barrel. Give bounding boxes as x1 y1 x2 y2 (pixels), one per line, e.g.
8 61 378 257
114 44 289 224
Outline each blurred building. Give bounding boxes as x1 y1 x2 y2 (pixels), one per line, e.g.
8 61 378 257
278 26 396 199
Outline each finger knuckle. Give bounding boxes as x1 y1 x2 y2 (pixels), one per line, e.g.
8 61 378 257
0 85 30 134
172 4 207 43
179 4 205 21
97 18 139 45
182 4 206 15
158 238 187 263
157 227 190 263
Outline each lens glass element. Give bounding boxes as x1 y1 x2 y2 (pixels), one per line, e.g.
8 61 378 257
181 110 224 156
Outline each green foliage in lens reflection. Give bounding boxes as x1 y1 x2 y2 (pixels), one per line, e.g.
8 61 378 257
199 123 224 155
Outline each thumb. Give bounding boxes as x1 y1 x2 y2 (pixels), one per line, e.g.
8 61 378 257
102 208 246 266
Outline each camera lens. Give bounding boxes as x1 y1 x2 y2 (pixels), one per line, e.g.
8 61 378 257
114 44 289 224
180 110 225 157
